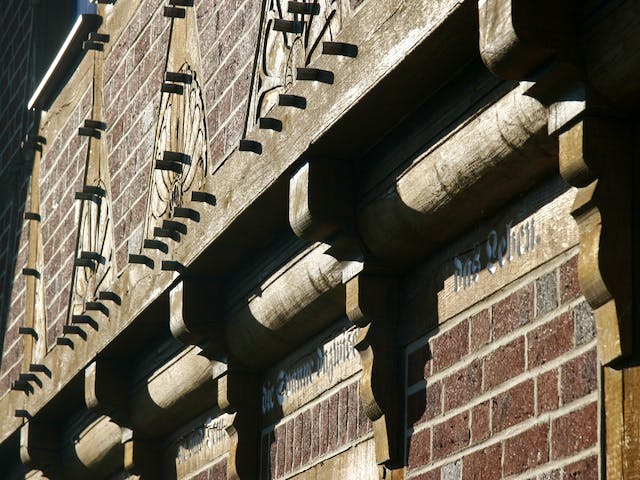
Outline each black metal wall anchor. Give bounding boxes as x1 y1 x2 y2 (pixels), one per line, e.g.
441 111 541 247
296 68 334 84
19 373 43 389
56 337 74 348
88 32 110 43
78 127 101 139
239 139 262 154
22 268 41 279
74 258 97 272
144 239 169 254
18 327 38 339
84 119 107 131
63 325 87 340
98 291 122 305
155 160 183 174
163 220 188 235
259 117 283 132
24 212 41 221
161 82 184 94
288 1 320 14
72 315 99 331
82 40 104 52
274 19 304 34
128 254 155 269
21 134 46 152
173 207 200 222
29 364 52 378
83 185 107 197
322 42 358 58
170 0 194 6
15 409 31 419
161 260 186 274
163 6 186 18
165 71 192 84
81 251 106 265
154 227 181 242
191 191 217 206
164 151 191 164
86 302 109 316
279 94 307 109
11 380 33 394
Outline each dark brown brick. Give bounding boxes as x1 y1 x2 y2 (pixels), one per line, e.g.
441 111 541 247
492 284 534 339
492 379 534 433
328 392 339 452
407 381 442 428
338 387 349 446
469 309 491 352
311 404 320 459
561 349 597 405
484 336 525 391
551 402 598 459
503 423 549 476
413 470 441 480
538 369 559 413
292 413 302 470
560 256 581 304
563 455 598 480
284 419 293 474
462 443 501 480
347 382 358 441
528 313 574 368
443 360 482 411
432 319 469 373
408 427 431 470
208 459 226 480
407 345 431 386
275 424 285 477
301 408 312 466
471 401 490 444
433 411 470 460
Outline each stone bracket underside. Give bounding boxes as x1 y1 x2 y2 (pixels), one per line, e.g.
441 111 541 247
20 420 60 476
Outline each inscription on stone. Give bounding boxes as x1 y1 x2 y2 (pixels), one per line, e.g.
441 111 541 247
454 217 539 292
261 324 359 419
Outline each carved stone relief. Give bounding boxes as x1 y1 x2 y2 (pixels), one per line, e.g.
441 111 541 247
246 0 351 129
143 63 208 240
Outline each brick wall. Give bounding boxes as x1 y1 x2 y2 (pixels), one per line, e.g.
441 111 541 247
405 253 599 479
39 86 93 348
188 459 226 480
261 379 373 479
0 0 36 398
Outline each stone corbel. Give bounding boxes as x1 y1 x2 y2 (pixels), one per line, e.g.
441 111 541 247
346 274 401 473
122 427 160 478
289 157 352 243
19 420 60 477
84 359 129 422
169 277 220 349
217 366 259 480
478 0 575 80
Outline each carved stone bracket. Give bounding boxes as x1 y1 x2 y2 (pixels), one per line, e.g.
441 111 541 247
217 366 259 480
122 427 161 477
84 359 129 422
346 274 401 471
169 277 220 348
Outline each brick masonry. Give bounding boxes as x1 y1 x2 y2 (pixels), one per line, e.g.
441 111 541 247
260 380 373 479
405 253 599 479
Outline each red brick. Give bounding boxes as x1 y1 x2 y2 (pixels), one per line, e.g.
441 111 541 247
471 401 490 444
433 411 470 460
561 349 597 405
492 379 534 433
503 423 549 476
413 470 440 480
301 408 312 466
469 309 491 352
408 427 431 470
311 404 320 458
492 284 534 339
208 459 226 480
347 382 359 442
431 319 469 373
560 256 580 304
551 402 598 459
462 443 501 480
528 313 574 368
284 419 293 474
268 430 277 480
443 359 482 411
538 369 559 413
292 413 302 470
328 392 339 452
407 381 441 428
484 337 525 391
275 424 285 477
338 387 349 446
563 455 598 480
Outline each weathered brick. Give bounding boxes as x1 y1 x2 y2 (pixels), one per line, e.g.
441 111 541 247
301 408 312 466
560 349 597 405
560 256 580 303
327 392 339 452
484 336 525 391
443 360 482 411
536 270 558 317
573 301 595 345
503 423 549 476
407 381 441 428
347 382 358 442
469 309 490 352
462 443 501 480
492 284 534 339
442 459 462 480
528 313 574 368
408 427 431 470
432 319 469 373
407 345 431 386
492 379 534 433
538 369 559 413
551 403 598 459
470 401 490 444
433 411 470 460
562 455 598 479
292 413 302 470
413 470 440 480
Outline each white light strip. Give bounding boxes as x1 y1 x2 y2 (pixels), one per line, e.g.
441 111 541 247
27 15 84 110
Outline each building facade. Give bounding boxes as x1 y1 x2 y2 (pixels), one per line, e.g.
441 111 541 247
0 0 637 478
